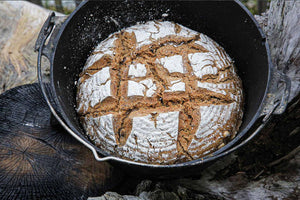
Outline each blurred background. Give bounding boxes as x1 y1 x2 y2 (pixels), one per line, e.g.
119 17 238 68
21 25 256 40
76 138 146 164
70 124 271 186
26 0 270 15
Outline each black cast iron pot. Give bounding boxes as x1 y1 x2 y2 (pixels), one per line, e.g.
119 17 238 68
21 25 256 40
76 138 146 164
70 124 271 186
35 0 290 178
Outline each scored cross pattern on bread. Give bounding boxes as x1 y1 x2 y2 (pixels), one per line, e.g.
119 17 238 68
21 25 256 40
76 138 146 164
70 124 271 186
77 21 243 164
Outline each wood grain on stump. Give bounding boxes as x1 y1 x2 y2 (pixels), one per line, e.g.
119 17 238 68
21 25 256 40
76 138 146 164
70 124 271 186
0 84 123 199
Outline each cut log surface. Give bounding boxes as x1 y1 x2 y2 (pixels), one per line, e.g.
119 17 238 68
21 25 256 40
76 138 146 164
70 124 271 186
0 0 299 200
0 83 123 199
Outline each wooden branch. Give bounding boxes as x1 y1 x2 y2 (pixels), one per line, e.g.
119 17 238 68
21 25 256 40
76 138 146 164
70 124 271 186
257 0 300 101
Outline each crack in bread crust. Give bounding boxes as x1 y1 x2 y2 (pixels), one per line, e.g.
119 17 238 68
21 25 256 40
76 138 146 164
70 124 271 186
77 21 243 164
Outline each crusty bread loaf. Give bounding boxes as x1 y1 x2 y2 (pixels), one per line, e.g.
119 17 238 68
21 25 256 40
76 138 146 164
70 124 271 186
76 21 243 164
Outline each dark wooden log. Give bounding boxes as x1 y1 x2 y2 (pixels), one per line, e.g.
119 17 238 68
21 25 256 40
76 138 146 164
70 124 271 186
0 84 123 199
0 2 123 199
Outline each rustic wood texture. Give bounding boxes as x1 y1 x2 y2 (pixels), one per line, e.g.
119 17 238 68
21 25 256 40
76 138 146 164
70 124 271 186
0 2 123 199
0 1 59 94
0 83 123 199
255 0 300 101
0 0 299 199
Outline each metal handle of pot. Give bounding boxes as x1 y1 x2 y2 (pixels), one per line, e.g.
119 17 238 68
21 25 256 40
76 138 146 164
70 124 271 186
35 12 191 166
200 68 291 163
35 12 291 167
260 67 291 117
212 65 291 160
36 13 152 165
35 12 121 163
205 70 290 163
217 67 291 157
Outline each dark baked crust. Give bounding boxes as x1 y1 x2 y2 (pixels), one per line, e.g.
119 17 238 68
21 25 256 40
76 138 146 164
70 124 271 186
76 21 243 164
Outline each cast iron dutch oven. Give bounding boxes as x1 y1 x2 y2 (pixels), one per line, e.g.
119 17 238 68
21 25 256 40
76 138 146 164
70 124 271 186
35 0 290 178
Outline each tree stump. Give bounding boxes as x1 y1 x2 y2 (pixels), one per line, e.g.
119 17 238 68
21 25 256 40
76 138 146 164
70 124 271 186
0 0 299 199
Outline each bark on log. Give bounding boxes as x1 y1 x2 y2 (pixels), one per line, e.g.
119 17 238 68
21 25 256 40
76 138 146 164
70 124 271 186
0 0 299 199
255 0 300 101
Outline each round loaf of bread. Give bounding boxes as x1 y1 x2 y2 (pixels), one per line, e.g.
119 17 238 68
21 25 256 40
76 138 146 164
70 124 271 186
76 21 243 164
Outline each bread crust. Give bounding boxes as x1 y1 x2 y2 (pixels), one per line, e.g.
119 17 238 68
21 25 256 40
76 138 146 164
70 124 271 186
77 21 243 164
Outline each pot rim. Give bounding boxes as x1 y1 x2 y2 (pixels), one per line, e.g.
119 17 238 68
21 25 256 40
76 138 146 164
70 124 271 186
47 0 272 168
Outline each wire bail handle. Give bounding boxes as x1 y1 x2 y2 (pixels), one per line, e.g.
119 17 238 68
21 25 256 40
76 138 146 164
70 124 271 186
35 12 291 167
